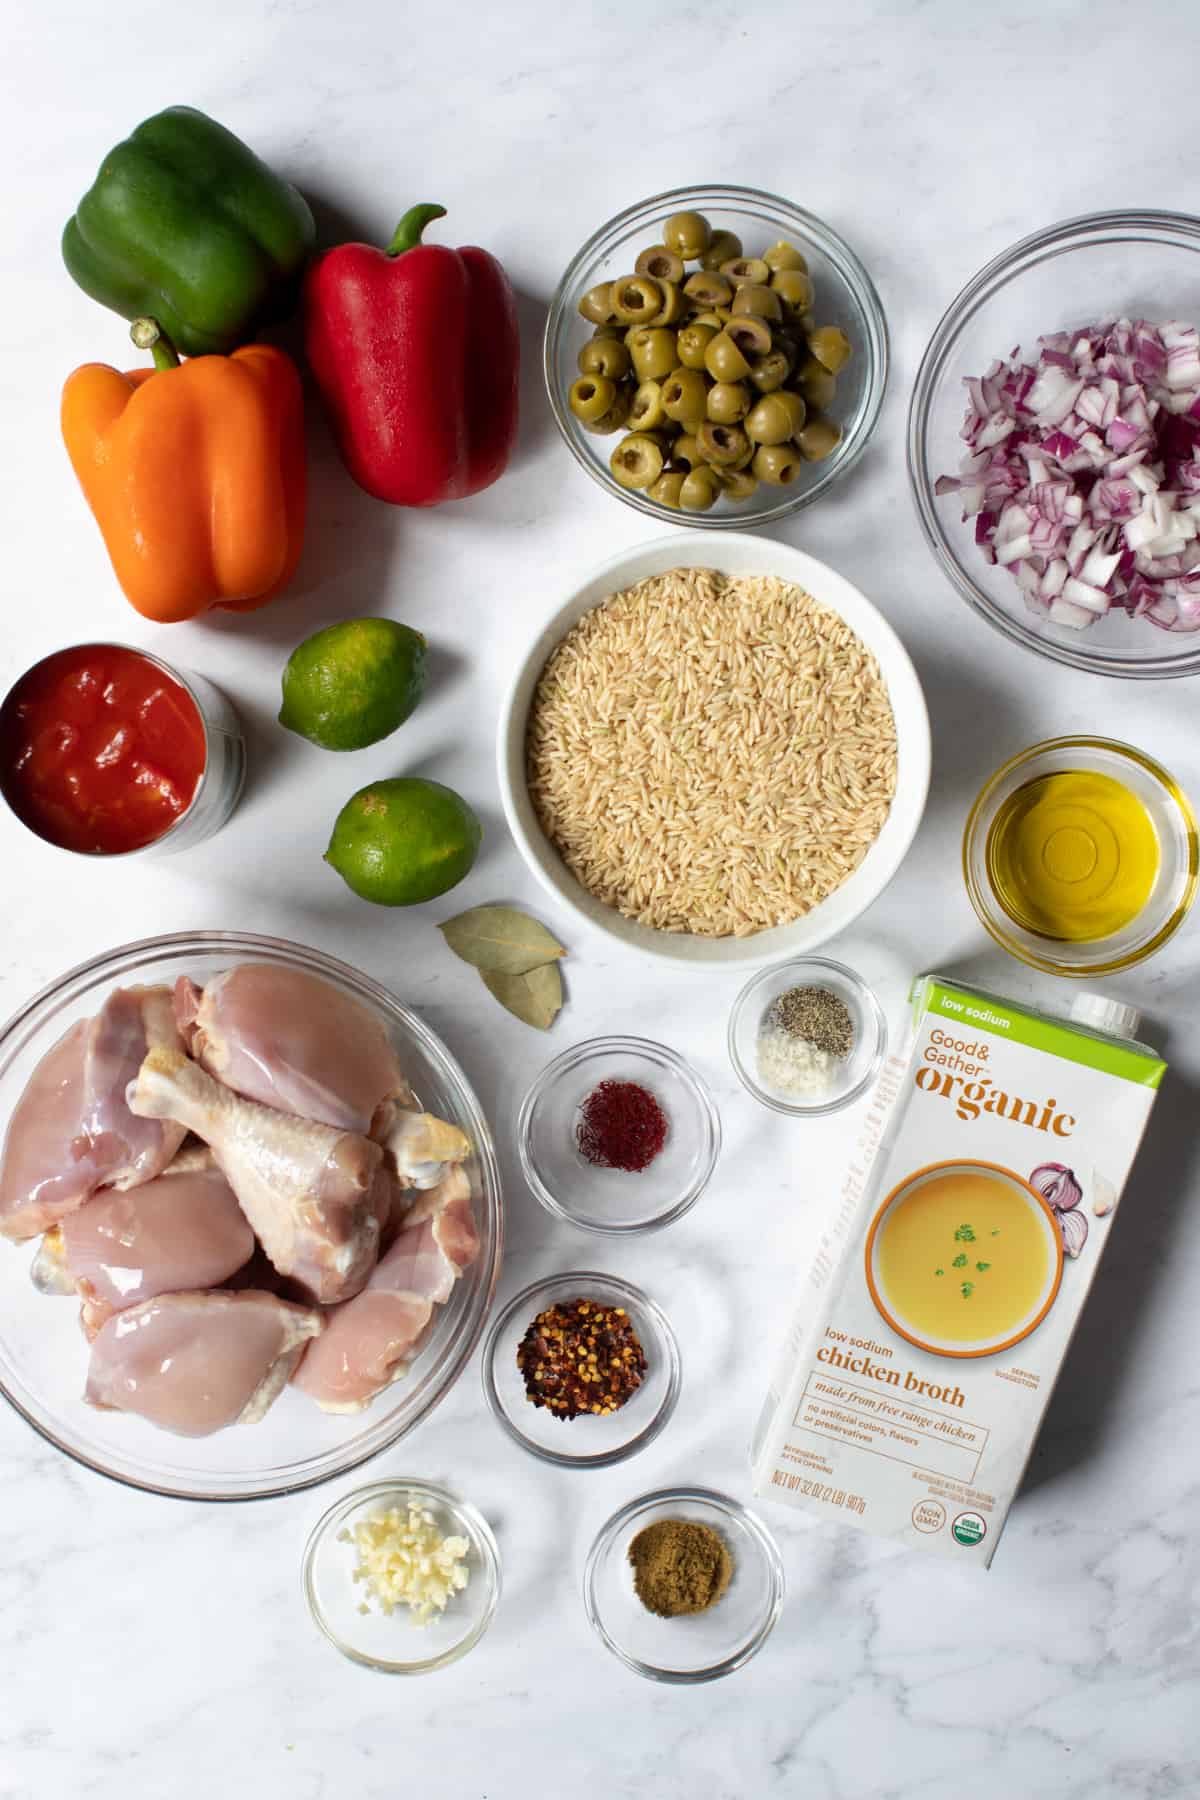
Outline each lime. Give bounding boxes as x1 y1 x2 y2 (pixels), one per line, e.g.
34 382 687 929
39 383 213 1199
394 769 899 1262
279 618 426 751
325 777 482 906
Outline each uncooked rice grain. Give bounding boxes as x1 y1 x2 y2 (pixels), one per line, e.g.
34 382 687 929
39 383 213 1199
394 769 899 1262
525 568 898 937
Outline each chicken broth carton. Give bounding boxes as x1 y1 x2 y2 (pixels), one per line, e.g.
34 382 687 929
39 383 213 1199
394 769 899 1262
752 975 1165 1566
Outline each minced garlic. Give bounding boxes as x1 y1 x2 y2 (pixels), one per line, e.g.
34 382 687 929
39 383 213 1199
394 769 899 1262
339 1500 470 1626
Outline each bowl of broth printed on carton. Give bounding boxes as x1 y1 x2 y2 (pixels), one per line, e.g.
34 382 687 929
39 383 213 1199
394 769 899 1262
865 1160 1063 1358
752 976 1164 1567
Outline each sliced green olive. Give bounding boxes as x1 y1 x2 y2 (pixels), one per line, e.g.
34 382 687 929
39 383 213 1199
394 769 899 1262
583 388 633 434
706 380 750 424
629 380 668 431
730 283 783 324
795 356 837 410
724 314 774 359
610 275 664 324
661 366 709 426
663 210 712 259
721 256 771 286
807 326 852 374
703 330 751 383
648 470 687 509
568 374 618 423
763 239 808 273
629 327 679 381
683 270 733 309
679 465 721 511
699 229 743 271
797 415 843 460
697 421 750 466
676 322 717 370
752 442 804 486
635 245 685 285
715 466 759 501
770 269 814 316
745 390 807 444
610 432 666 489
748 349 792 393
672 432 704 468
578 336 632 380
578 282 616 325
647 280 687 326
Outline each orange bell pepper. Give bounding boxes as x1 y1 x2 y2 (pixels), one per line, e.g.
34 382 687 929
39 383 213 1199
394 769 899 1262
61 318 305 623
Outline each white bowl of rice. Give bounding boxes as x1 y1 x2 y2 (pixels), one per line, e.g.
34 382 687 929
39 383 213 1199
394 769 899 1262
497 532 930 968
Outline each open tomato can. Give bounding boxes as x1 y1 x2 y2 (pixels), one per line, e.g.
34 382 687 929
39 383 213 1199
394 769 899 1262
0 642 245 859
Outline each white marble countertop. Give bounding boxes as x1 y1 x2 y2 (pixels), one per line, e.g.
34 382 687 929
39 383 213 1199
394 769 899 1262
3 3 1199 1795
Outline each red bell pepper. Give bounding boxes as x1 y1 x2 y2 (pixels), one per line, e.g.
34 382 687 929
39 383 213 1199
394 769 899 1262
304 202 519 507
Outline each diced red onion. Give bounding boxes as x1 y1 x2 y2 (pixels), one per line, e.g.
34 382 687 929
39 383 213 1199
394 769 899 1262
937 318 1200 632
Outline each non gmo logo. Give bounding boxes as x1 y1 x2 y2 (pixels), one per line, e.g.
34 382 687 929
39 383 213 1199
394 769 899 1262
951 1510 987 1547
912 1500 946 1534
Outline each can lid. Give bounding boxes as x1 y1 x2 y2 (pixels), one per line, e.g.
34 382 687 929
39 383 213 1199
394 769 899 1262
1070 992 1142 1041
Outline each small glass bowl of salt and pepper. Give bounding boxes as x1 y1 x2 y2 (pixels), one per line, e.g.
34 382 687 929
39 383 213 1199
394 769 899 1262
517 1034 722 1234
728 956 887 1116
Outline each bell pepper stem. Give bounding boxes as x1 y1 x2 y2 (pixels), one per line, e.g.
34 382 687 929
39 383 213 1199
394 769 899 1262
130 317 181 371
385 204 447 258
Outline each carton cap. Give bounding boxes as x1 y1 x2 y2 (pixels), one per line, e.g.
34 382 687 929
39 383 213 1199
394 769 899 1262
1069 992 1142 1041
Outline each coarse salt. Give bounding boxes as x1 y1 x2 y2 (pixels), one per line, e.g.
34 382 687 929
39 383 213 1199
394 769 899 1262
756 1023 837 1097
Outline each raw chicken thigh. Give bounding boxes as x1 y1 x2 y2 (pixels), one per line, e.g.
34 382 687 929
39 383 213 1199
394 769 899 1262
293 1167 479 1413
0 985 186 1244
31 1150 255 1338
85 1289 322 1436
128 1046 385 1304
82 986 187 1188
176 963 413 1133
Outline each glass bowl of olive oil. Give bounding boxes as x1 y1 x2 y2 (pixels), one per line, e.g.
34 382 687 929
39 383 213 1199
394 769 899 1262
964 737 1197 976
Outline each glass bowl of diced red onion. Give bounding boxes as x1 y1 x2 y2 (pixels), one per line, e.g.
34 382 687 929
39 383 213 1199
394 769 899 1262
908 210 1200 678
0 931 502 1501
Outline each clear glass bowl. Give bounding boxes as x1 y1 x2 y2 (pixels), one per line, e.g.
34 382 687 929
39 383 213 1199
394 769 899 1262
908 209 1200 678
0 931 503 1500
584 1486 785 1683
546 184 888 528
0 642 245 857
481 1271 681 1469
963 736 1197 976
728 956 887 1116
302 1479 501 1674
517 1035 721 1234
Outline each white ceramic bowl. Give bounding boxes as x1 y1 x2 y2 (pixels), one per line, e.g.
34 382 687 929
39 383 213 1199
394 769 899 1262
498 532 930 968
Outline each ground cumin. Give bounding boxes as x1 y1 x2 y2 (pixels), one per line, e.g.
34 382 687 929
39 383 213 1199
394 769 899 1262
628 1518 733 1617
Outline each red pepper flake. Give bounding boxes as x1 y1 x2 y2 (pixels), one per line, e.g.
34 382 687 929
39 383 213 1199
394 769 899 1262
516 1297 647 1420
576 1079 668 1173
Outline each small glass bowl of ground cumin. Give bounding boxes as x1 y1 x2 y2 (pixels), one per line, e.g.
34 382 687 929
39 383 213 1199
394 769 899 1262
585 1487 785 1683
728 955 888 1117
518 1035 721 1234
481 1271 681 1468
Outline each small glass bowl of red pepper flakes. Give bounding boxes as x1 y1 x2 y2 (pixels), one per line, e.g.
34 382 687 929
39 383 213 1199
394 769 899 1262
481 1271 681 1469
0 643 244 858
517 1036 721 1236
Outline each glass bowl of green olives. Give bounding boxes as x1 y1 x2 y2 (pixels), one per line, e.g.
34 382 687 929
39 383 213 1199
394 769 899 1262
546 184 888 527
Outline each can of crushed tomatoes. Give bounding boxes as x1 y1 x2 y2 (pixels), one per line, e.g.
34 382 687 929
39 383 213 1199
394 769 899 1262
0 642 245 858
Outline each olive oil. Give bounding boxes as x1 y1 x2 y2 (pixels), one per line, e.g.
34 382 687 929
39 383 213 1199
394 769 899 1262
986 769 1159 942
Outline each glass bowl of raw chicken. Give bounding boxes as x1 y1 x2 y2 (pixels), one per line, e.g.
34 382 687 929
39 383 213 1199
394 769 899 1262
0 932 502 1500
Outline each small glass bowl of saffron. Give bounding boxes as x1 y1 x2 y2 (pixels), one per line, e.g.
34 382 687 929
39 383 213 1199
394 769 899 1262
517 1035 721 1235
481 1271 681 1469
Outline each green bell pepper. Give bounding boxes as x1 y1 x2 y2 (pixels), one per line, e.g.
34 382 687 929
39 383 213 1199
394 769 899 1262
62 105 316 357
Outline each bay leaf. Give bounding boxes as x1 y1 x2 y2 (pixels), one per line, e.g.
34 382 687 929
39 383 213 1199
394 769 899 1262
439 904 565 975
480 961 563 1030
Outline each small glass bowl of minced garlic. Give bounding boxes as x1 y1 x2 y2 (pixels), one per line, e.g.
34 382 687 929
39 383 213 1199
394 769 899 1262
728 955 887 1116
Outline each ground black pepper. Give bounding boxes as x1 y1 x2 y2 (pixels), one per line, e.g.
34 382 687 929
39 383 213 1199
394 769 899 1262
516 1297 647 1420
768 985 854 1058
